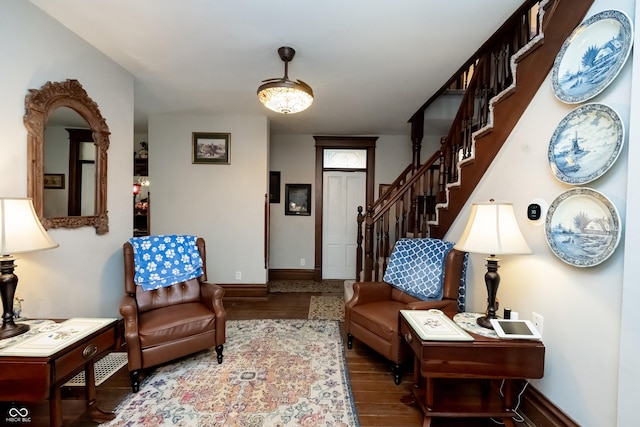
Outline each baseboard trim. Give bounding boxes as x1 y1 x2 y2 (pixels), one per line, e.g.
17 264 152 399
521 383 579 427
218 283 268 300
268 269 316 280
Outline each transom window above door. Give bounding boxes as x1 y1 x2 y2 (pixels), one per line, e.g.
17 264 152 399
323 149 367 169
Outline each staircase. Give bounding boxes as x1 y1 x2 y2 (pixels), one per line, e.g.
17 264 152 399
356 0 594 282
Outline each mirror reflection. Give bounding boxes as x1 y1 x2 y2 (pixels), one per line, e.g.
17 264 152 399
44 108 97 217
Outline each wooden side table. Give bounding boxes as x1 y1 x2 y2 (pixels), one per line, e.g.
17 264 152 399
0 318 117 427
400 312 545 427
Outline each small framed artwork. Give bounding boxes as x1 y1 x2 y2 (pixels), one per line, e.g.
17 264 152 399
44 173 65 189
285 184 311 216
269 171 281 203
192 132 230 164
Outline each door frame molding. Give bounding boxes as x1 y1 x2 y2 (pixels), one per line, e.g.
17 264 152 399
314 136 377 281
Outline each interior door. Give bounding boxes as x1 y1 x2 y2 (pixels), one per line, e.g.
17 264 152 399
322 170 366 279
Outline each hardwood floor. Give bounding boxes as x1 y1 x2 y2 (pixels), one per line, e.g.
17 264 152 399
24 291 518 426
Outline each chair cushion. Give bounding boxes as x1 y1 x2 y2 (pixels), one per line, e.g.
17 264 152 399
383 238 454 301
349 300 407 341
138 302 216 348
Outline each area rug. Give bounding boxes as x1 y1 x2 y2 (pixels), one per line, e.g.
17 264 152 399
308 296 345 321
64 352 128 387
269 280 344 293
100 319 359 427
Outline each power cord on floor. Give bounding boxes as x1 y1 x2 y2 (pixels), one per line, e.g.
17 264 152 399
490 379 529 425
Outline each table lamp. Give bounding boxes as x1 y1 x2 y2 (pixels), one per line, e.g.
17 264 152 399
454 199 531 329
0 197 58 339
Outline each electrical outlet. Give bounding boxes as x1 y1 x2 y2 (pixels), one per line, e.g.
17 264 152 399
532 312 544 336
235 271 242 280
300 258 306 266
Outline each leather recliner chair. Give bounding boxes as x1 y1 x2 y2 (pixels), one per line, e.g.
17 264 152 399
120 236 226 392
345 240 466 384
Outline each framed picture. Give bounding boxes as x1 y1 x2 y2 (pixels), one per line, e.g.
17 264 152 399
285 184 311 216
44 173 65 189
269 171 281 203
192 132 230 164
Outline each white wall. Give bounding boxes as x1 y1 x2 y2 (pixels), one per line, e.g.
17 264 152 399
0 0 134 318
148 115 269 284
268 134 411 270
444 1 634 425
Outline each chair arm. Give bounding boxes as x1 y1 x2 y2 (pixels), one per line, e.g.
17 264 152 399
346 281 393 309
201 282 227 344
119 295 142 371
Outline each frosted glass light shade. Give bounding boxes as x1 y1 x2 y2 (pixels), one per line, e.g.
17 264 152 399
257 82 313 114
454 201 531 255
0 198 58 256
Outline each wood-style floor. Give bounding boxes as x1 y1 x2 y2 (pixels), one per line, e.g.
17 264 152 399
26 292 514 426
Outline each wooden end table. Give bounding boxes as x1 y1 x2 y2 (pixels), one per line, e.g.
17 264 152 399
400 312 545 427
0 318 118 427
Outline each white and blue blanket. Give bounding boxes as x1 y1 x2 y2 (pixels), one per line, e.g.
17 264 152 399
383 238 467 311
130 234 204 291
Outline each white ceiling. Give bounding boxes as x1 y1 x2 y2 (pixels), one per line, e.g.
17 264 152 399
30 0 523 135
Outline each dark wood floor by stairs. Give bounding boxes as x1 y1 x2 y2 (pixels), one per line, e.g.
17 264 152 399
25 291 531 426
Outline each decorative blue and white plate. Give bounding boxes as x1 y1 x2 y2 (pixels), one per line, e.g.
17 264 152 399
552 10 633 104
548 103 624 184
545 188 620 267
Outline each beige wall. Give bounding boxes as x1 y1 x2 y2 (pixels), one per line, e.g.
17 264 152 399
149 114 269 284
0 0 134 318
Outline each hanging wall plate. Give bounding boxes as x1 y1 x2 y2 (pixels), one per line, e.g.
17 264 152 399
552 10 633 104
548 103 624 184
545 188 621 267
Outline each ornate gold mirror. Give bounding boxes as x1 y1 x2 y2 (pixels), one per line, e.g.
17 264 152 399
25 79 110 234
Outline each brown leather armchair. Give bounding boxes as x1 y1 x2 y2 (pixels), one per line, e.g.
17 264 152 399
120 237 226 392
345 241 466 384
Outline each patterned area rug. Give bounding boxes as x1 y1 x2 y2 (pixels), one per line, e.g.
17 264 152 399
100 319 358 427
269 279 344 293
308 296 345 321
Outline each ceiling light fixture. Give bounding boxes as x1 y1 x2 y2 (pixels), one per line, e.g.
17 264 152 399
257 46 313 114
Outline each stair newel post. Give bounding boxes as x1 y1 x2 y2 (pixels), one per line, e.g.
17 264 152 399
364 205 374 282
356 205 364 282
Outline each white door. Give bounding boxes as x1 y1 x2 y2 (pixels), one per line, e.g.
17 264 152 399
322 171 366 279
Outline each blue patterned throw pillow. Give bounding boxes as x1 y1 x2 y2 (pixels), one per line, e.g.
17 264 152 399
383 238 455 302
130 234 204 291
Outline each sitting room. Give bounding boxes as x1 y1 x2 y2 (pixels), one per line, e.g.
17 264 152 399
0 1 638 426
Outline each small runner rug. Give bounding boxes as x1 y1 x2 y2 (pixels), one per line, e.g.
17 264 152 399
269 279 344 293
100 319 359 427
308 295 345 321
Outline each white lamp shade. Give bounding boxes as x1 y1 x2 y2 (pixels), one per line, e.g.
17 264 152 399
0 198 58 256
454 201 531 255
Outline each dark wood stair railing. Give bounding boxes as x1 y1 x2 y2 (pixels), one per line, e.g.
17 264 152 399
356 0 594 282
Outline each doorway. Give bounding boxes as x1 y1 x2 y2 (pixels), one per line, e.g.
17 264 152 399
322 171 366 278
314 136 377 281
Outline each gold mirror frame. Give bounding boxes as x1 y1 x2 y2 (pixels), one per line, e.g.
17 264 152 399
25 79 110 234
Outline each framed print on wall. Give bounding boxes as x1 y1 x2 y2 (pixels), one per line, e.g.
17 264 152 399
285 184 311 216
44 173 65 189
192 132 230 164
269 171 281 203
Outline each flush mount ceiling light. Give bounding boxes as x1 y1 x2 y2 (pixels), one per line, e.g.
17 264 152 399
257 46 314 114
